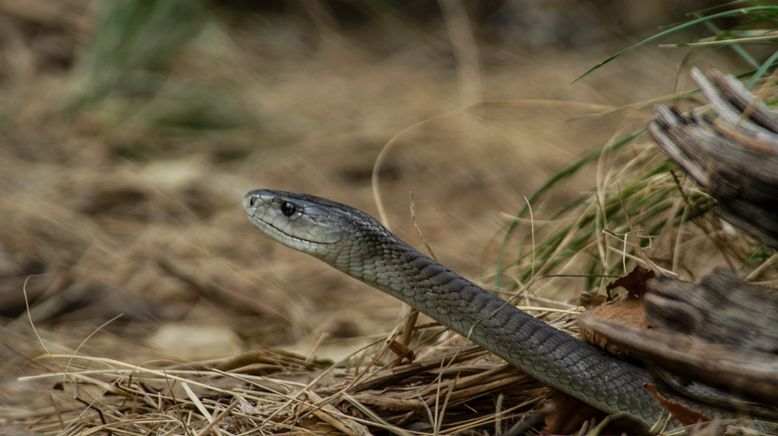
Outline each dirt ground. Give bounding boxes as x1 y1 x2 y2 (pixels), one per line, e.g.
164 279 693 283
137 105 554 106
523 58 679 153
0 1 756 434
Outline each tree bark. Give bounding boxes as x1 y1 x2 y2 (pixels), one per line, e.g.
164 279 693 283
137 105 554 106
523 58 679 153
648 67 778 249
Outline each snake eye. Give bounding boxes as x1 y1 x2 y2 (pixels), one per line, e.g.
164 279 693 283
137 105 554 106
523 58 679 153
280 201 297 217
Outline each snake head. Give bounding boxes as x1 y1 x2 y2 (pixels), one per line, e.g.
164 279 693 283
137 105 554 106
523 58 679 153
243 189 388 259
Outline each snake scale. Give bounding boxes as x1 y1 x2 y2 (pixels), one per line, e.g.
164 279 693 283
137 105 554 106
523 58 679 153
243 188 740 429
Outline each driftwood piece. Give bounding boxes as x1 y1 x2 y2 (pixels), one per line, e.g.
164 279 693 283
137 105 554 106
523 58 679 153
580 315 778 410
647 267 778 353
648 67 778 249
580 268 778 406
584 68 778 417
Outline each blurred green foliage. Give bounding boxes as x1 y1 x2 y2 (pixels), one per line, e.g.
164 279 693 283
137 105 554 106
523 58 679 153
65 0 259 157
500 0 778 292
578 0 778 82
72 0 206 106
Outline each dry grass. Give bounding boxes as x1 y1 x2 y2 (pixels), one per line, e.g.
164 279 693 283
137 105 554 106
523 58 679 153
1 1 774 434
9 334 546 434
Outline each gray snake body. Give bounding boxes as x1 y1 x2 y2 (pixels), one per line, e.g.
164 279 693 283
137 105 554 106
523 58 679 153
243 189 730 428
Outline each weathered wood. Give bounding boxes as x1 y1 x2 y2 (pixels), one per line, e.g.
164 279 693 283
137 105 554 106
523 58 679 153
583 68 778 420
580 314 778 409
648 67 778 249
580 267 778 406
646 267 778 353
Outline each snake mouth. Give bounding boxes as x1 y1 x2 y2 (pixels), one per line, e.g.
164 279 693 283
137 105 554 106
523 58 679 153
249 214 337 247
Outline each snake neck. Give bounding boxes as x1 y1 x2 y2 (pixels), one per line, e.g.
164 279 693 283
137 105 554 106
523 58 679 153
324 232 548 345
325 232 462 305
320 232 671 426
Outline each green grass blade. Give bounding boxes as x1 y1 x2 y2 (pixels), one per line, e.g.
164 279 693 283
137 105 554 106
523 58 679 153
747 49 778 88
494 130 644 286
574 5 778 83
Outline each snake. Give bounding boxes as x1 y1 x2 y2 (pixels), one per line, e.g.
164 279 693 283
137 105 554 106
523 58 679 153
243 188 736 429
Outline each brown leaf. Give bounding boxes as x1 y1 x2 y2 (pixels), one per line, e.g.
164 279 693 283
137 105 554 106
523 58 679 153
581 268 654 357
579 300 647 359
644 384 709 425
606 266 655 299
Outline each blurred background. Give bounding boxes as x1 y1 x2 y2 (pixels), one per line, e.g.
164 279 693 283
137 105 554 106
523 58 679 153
0 0 761 429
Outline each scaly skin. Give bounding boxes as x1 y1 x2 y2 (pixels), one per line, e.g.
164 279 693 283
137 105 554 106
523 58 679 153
242 189 743 429
350 238 667 424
